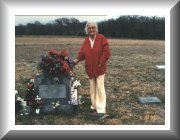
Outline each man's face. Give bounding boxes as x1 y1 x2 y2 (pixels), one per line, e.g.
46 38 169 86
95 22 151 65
87 24 96 37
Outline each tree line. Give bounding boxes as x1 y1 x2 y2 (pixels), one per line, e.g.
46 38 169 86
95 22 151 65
15 16 165 40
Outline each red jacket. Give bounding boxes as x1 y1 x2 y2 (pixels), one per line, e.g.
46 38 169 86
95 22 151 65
77 33 110 78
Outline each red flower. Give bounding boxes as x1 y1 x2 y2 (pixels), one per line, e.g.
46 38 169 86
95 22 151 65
48 49 59 56
59 49 69 57
61 61 71 74
27 82 34 90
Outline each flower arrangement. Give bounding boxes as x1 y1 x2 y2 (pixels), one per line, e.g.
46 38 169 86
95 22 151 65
15 90 23 113
39 49 75 77
69 77 83 105
52 101 61 112
24 77 44 114
34 95 44 114
15 90 31 115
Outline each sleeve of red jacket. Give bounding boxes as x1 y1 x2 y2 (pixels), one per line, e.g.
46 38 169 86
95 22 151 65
100 36 110 66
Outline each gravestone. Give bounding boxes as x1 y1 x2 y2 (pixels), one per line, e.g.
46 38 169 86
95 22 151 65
138 97 161 104
155 65 165 80
35 73 74 114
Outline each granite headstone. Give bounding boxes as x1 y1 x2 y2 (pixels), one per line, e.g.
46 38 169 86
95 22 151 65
138 96 161 104
35 73 74 114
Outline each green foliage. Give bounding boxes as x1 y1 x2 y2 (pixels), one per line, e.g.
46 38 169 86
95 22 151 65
15 16 165 40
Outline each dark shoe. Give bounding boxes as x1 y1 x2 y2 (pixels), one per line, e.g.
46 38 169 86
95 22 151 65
90 111 97 116
90 109 96 113
97 113 108 120
88 111 97 120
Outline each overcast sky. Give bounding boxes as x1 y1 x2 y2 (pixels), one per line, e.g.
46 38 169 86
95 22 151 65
15 15 164 26
15 15 119 25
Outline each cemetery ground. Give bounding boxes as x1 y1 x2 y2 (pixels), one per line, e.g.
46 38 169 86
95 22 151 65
15 36 165 125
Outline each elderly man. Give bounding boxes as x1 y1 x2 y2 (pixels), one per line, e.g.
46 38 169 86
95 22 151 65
74 21 110 120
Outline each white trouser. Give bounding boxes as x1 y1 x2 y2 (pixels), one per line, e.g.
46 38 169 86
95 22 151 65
89 74 106 113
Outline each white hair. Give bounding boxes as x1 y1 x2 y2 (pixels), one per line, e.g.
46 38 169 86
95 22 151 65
84 21 98 35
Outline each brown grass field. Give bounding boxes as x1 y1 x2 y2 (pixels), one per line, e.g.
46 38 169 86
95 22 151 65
15 35 165 125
